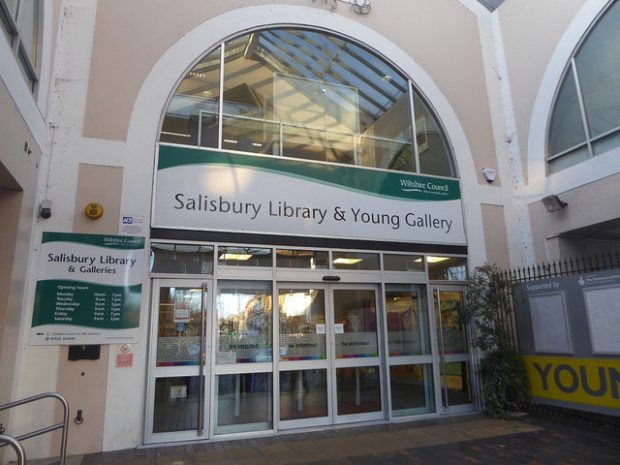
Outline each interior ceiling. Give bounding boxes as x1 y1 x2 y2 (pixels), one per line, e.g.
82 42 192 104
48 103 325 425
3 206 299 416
250 30 407 126
177 29 409 130
0 161 21 190
561 218 620 241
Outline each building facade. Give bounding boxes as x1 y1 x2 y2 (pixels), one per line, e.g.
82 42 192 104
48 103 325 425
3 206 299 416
1 0 619 459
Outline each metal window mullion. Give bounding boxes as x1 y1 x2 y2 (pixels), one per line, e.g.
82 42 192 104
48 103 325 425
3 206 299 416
13 0 21 21
279 122 283 156
217 45 225 149
427 286 443 414
434 290 449 409
0 0 19 38
197 282 207 435
208 274 218 437
197 110 203 147
589 124 620 144
408 81 421 173
17 42 38 92
379 282 393 421
547 141 589 162
571 59 594 159
272 279 279 431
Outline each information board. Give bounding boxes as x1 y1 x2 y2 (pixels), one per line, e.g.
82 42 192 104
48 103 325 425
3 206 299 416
515 269 620 417
31 232 145 345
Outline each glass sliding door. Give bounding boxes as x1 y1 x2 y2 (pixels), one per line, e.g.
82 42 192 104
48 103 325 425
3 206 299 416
332 286 384 423
433 286 474 413
144 246 474 444
277 284 384 428
214 280 274 434
146 279 210 442
215 372 273 434
385 284 435 417
277 286 330 428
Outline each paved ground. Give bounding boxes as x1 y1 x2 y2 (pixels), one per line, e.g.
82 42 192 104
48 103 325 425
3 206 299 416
35 412 620 465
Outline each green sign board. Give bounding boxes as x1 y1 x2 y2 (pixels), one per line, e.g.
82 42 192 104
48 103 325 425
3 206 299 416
31 232 145 345
153 145 466 245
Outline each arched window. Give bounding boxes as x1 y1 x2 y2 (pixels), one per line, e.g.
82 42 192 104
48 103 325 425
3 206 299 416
159 28 456 178
548 0 620 173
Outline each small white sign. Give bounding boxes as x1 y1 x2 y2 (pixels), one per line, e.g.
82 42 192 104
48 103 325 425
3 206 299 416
121 215 145 236
169 385 187 399
216 351 238 364
119 343 132 354
334 323 344 334
316 323 326 334
174 307 191 323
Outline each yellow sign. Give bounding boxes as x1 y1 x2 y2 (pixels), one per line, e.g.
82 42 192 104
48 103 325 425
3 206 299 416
522 355 620 410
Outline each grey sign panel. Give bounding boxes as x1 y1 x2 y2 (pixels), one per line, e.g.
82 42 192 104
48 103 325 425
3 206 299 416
528 292 572 354
583 285 620 355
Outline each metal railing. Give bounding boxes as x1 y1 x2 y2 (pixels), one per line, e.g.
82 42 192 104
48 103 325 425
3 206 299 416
502 250 620 282
0 434 26 465
495 250 620 351
0 392 69 465
195 107 412 168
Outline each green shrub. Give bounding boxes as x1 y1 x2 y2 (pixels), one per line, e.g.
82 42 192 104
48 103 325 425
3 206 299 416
463 265 529 417
479 349 528 417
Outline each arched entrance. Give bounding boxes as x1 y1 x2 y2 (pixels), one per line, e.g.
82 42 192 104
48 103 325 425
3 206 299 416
129 13 478 444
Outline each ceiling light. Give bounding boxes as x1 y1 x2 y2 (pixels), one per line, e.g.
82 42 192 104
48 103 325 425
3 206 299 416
333 258 363 265
160 131 191 139
426 256 450 264
219 253 252 261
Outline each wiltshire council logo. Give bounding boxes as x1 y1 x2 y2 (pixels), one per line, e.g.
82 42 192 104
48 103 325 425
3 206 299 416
399 178 450 195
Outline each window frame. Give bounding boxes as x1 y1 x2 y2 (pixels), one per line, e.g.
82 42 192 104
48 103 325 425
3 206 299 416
0 0 41 93
158 26 459 180
546 0 619 173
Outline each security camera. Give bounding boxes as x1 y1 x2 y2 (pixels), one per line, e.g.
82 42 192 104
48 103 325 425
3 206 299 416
481 167 497 184
39 200 52 219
